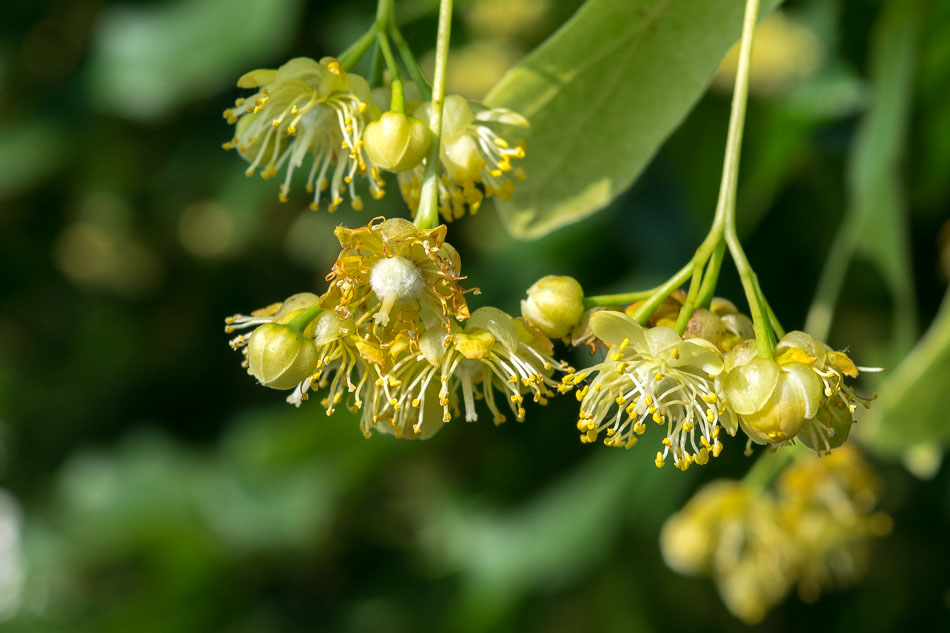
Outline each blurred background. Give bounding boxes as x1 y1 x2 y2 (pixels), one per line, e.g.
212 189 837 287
1 0 949 630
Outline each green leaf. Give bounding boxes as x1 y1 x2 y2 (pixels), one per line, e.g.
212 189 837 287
484 0 781 239
861 290 950 455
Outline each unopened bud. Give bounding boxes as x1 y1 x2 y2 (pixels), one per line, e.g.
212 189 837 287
521 275 585 338
684 308 726 346
246 323 318 390
364 111 431 172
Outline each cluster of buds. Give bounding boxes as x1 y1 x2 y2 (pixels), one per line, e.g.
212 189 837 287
224 62 527 221
661 445 891 623
562 291 872 468
226 218 568 440
398 95 528 222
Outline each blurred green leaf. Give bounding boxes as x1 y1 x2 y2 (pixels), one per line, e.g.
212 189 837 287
862 290 950 455
484 0 781 239
0 119 66 199
805 1 918 351
88 0 302 120
423 451 689 631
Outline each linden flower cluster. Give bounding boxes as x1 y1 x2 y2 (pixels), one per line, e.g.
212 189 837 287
223 57 384 212
661 445 891 624
565 293 871 468
398 95 528 222
226 218 567 439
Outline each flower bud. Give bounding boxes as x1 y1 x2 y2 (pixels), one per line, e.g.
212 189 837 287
684 308 726 346
246 323 318 390
521 275 585 338
364 111 431 172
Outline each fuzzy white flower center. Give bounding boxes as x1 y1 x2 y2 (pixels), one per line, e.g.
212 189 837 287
370 256 424 325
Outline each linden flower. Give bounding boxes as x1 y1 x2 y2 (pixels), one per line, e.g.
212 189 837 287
398 94 528 221
660 480 797 625
724 331 872 450
571 311 737 471
773 331 873 453
373 307 566 428
776 445 891 602
325 217 473 332
222 57 384 211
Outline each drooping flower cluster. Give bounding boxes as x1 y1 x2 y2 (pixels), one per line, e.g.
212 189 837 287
661 445 890 623
222 57 384 211
226 217 568 440
398 95 528 221
566 296 871 466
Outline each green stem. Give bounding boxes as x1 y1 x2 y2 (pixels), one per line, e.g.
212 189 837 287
743 446 799 492
696 241 725 309
287 303 324 333
338 27 377 71
414 0 453 230
390 23 433 101
754 276 785 339
673 261 704 333
368 42 384 87
584 285 674 309
629 263 693 324
721 0 773 359
376 29 405 113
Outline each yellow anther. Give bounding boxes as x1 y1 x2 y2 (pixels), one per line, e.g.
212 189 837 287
655 453 665 468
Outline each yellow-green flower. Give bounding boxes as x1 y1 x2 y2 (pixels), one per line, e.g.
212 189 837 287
398 94 528 221
724 331 872 451
660 479 797 624
325 217 472 334
571 311 737 470
776 445 891 601
222 57 384 211
373 307 566 428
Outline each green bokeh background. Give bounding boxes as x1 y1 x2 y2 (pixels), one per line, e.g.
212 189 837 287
1 0 949 631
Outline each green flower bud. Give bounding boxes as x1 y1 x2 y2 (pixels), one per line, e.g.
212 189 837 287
684 308 726 346
364 111 431 172
246 323 318 390
521 275 585 338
